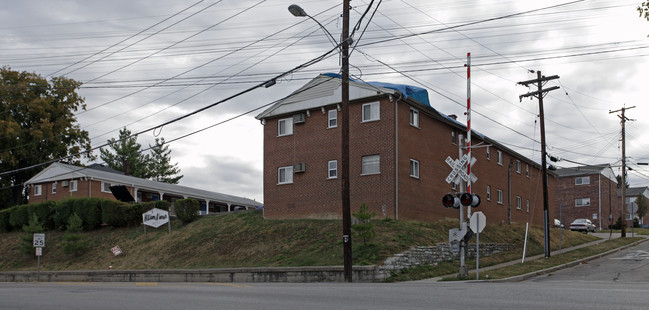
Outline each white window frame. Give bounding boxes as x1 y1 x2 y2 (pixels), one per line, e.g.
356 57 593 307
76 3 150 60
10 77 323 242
409 108 419 128
328 109 337 128
361 155 380 175
516 160 521 174
69 180 78 192
486 185 491 201
278 117 293 136
451 130 457 145
497 150 503 165
452 182 457 191
575 198 591 207
51 182 57 194
362 102 380 122
101 182 113 193
526 199 530 213
497 189 503 204
34 185 42 196
410 159 420 179
526 164 530 177
486 146 491 160
278 166 294 184
328 160 338 179
516 196 522 210
575 176 590 185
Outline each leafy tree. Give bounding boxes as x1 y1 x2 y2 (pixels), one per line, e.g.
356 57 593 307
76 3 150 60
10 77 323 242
148 138 183 184
639 2 649 21
616 175 630 189
352 203 378 264
0 67 92 209
99 127 152 179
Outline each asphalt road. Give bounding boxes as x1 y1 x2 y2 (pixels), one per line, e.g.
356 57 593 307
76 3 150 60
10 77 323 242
1 239 648 310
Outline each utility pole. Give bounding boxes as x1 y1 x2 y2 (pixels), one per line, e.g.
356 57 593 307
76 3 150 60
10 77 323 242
341 0 353 282
609 105 635 238
518 71 560 258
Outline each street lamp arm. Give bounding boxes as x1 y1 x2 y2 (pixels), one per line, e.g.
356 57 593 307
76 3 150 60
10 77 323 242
288 4 339 50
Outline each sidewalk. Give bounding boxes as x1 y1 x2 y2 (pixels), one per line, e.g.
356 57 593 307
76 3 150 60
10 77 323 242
421 231 645 282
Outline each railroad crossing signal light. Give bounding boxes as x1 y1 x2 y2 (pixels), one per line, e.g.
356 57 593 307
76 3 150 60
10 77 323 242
442 194 460 209
460 193 481 208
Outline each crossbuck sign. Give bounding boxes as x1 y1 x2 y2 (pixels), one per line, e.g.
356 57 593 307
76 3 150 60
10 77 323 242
445 155 477 185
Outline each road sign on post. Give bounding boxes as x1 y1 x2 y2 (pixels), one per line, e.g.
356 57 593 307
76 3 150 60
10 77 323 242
33 233 45 248
470 212 486 233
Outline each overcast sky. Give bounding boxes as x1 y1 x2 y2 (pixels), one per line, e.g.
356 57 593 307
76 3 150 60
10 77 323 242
2 0 648 202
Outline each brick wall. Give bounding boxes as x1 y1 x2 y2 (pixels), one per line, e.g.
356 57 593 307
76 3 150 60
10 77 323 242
554 173 622 229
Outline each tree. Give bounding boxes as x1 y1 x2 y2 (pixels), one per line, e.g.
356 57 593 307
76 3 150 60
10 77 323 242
20 213 44 255
639 2 649 21
148 138 183 184
99 127 151 179
63 213 89 257
616 175 630 189
0 67 92 210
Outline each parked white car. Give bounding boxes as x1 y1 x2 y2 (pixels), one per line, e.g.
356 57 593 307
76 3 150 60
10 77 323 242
569 218 596 233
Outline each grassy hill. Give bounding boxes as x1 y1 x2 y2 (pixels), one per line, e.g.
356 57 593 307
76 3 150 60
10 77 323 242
0 210 598 272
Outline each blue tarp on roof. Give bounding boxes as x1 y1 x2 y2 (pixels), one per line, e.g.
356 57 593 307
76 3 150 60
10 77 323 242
323 73 430 107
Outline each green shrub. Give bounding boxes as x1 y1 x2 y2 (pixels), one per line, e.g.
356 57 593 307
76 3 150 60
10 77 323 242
9 205 29 230
174 198 200 224
152 200 170 211
63 213 89 256
101 199 126 227
72 198 102 230
20 213 44 255
53 199 75 230
28 201 56 230
0 208 12 232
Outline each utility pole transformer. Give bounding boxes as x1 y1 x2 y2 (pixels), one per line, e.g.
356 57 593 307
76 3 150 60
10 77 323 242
609 105 635 238
518 71 560 258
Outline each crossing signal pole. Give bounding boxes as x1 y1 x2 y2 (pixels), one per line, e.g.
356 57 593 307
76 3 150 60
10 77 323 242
518 71 560 258
609 105 635 238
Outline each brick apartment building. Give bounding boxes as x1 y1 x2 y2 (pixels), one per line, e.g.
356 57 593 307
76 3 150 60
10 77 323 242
25 162 261 213
256 74 554 225
553 164 621 229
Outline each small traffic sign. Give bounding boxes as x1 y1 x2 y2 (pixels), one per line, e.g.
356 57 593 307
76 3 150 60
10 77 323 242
33 233 45 248
470 211 486 233
35 247 42 256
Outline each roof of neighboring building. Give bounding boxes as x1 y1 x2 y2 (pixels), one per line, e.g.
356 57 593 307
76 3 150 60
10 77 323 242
554 164 617 180
622 186 649 197
25 162 262 208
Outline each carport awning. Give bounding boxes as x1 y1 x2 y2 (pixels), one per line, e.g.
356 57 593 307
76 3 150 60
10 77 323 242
110 185 135 203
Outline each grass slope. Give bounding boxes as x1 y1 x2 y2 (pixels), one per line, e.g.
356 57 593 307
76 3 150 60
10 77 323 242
0 210 600 272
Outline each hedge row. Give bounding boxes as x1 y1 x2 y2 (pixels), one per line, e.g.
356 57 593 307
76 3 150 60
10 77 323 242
0 198 171 232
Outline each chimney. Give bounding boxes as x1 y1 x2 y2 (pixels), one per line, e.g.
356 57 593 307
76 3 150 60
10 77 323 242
448 114 457 120
124 159 130 176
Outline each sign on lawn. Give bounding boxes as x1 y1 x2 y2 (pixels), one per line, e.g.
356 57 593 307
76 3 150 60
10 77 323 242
142 208 170 228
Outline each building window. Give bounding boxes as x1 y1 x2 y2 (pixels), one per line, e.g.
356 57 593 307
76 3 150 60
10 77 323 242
52 182 57 194
328 109 337 128
278 166 293 184
410 159 420 178
102 182 113 193
486 186 491 201
452 182 457 191
361 155 380 175
486 146 491 160
69 180 78 192
575 198 591 207
34 185 42 196
451 130 457 145
526 164 530 177
497 150 503 165
278 117 293 136
526 199 530 213
497 189 503 204
409 108 419 127
575 176 590 185
516 196 522 210
362 102 380 122
516 160 521 173
328 160 338 179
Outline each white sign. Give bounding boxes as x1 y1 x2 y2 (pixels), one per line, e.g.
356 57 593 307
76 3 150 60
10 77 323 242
35 247 42 256
449 228 466 242
111 245 122 256
445 155 478 185
627 202 638 214
142 208 170 228
33 233 45 247
470 211 486 233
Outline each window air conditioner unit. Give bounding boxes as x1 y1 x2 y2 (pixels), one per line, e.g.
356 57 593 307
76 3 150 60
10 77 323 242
293 113 306 124
294 163 306 173
62 181 69 187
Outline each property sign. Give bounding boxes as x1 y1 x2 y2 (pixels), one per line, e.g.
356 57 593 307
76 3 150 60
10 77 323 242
142 208 170 228
111 245 122 256
33 233 45 247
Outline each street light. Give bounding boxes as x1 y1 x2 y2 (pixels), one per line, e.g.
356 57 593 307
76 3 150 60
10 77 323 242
288 4 339 50
289 2 352 283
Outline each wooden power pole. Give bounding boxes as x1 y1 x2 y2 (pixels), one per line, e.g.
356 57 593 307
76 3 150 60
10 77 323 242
518 71 560 258
609 106 635 238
